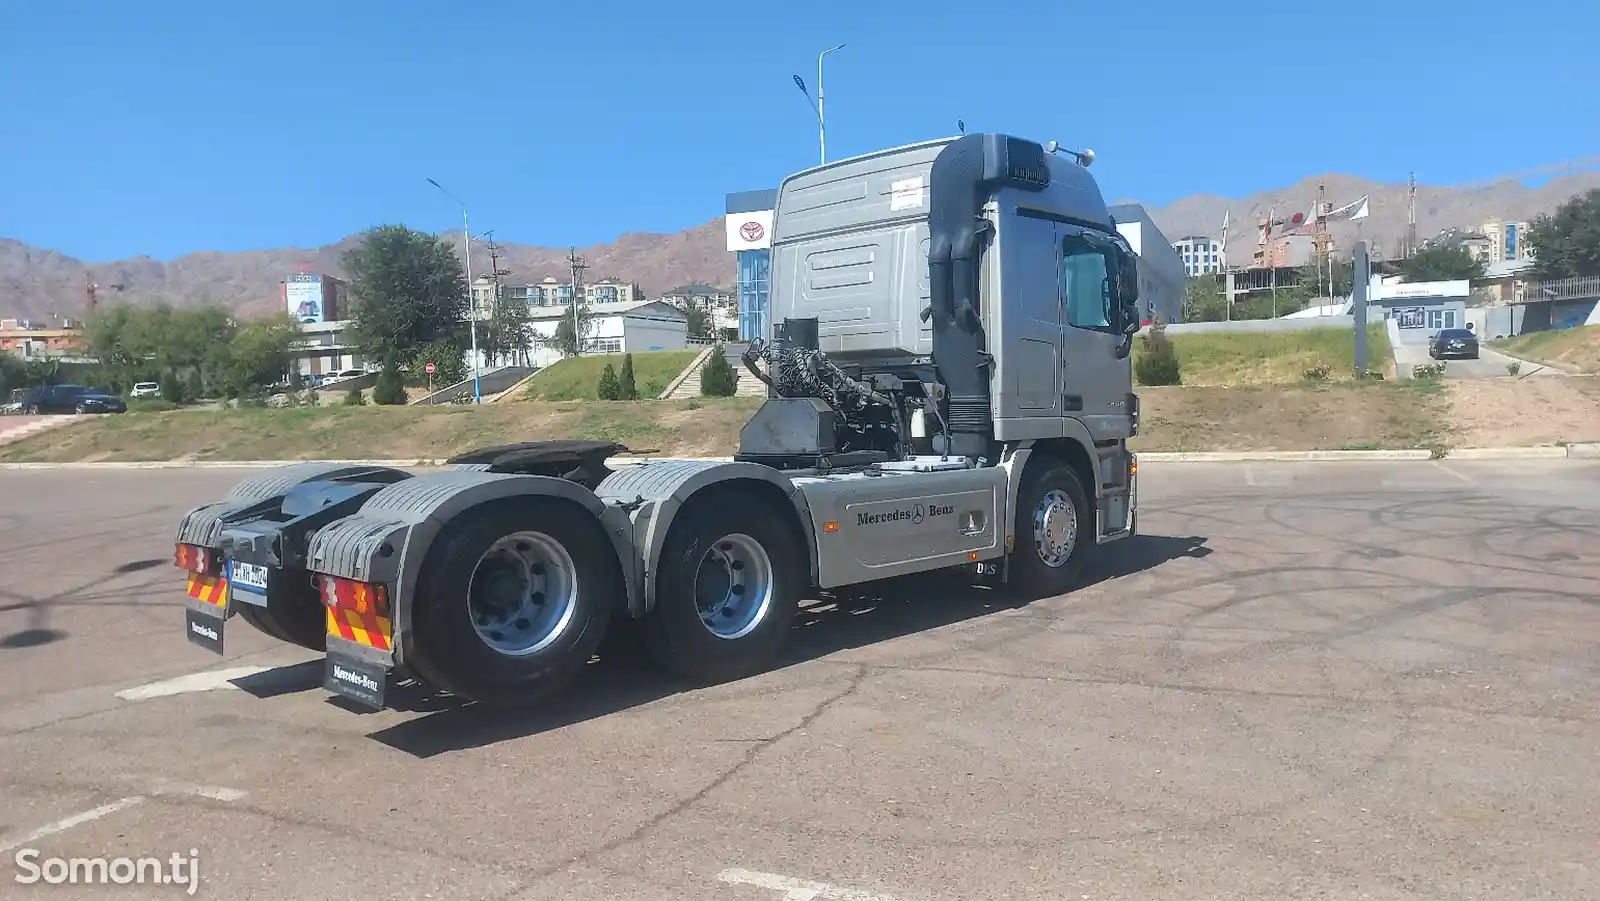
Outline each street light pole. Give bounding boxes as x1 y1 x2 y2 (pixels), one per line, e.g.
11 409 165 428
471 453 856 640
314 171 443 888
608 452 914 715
817 43 844 164
426 178 481 403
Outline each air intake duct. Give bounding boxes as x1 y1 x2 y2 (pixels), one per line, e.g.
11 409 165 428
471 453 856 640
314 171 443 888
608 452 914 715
926 134 1050 459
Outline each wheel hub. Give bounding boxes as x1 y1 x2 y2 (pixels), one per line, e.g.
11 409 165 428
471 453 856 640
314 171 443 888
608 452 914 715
466 531 578 657
694 533 775 640
1033 489 1078 568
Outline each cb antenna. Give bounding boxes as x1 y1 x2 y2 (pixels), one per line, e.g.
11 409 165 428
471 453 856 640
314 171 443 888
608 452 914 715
1044 140 1094 168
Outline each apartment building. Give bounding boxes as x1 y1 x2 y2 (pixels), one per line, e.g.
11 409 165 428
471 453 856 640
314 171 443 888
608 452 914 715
1171 236 1226 276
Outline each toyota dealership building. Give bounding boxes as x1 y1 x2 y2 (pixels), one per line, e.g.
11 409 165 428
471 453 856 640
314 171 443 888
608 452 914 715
725 189 777 341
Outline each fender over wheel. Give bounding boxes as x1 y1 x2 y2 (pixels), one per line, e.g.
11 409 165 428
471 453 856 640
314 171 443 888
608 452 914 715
645 494 804 684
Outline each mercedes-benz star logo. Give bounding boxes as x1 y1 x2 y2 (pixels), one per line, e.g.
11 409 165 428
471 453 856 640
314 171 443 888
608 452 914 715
911 503 925 525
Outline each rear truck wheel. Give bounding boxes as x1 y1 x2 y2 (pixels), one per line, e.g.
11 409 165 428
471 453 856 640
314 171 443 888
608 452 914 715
233 574 327 651
407 499 616 705
1007 459 1091 599
645 495 803 684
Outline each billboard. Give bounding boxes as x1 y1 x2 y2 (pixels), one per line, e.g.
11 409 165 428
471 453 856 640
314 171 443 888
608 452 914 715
286 273 326 324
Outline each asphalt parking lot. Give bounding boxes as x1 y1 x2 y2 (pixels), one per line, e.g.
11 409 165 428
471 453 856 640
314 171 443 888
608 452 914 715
2 461 1598 900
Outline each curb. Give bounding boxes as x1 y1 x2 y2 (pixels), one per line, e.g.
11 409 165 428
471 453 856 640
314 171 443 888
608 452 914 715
4 446 1598 471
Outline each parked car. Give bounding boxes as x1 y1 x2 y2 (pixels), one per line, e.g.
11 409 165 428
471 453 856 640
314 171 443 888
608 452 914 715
1428 327 1480 360
11 384 127 415
130 381 161 398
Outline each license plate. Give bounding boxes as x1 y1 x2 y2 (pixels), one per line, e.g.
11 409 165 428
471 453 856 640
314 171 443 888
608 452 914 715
229 559 269 590
324 652 388 709
185 608 225 654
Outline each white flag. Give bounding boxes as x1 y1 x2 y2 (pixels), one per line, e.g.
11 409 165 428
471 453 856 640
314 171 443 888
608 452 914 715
1327 195 1370 222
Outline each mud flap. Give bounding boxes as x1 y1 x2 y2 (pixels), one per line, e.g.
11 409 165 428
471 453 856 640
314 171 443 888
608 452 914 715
324 635 391 709
183 572 229 655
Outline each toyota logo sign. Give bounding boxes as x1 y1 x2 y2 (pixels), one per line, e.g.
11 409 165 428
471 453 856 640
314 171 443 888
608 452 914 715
739 221 765 242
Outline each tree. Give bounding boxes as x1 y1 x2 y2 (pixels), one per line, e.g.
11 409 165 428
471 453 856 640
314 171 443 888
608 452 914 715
1183 276 1225 322
1399 244 1486 283
596 363 622 400
548 302 598 357
1133 319 1181 386
372 351 407 405
216 314 298 398
618 353 638 400
404 343 465 388
1526 188 1600 279
685 300 712 340
1300 245 1354 299
479 290 532 367
82 302 240 396
344 225 469 361
700 346 738 396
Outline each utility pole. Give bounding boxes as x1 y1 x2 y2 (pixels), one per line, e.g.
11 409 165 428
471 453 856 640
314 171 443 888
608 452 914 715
483 233 514 365
1353 240 1370 377
1406 172 1418 259
565 247 588 357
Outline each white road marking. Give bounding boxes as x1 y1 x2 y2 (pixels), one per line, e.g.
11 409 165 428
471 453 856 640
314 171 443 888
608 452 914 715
127 778 249 802
717 868 916 901
0 783 244 854
0 797 145 854
114 666 272 701
1430 461 1476 484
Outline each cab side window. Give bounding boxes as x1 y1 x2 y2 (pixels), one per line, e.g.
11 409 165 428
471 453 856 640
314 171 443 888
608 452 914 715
1060 235 1117 332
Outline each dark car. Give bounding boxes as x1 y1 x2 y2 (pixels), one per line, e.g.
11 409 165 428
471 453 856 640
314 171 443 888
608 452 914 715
1428 327 1479 360
13 384 127 415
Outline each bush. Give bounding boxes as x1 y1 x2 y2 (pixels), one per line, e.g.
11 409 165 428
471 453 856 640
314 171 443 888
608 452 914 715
1133 321 1181 386
618 353 639 400
1302 364 1331 382
596 363 622 400
1411 362 1446 381
700 345 738 396
642 377 666 399
372 352 408 405
1507 361 1521 376
343 387 366 406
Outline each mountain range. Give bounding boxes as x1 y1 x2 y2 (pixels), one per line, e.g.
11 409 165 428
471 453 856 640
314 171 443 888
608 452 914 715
5 170 1597 323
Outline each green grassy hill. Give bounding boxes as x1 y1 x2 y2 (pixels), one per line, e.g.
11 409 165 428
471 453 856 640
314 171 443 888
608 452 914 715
521 349 701 401
1492 324 1600 374
1134 324 1394 386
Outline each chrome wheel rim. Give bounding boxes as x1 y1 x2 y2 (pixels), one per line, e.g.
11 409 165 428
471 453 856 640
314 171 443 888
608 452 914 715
466 531 578 656
1033 489 1078 568
694 533 774 640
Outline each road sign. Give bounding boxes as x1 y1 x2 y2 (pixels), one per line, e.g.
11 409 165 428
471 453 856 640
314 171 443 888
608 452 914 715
424 362 436 375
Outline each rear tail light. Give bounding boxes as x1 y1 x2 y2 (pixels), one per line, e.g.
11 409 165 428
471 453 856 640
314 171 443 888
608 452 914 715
175 543 217 574
321 576 389 618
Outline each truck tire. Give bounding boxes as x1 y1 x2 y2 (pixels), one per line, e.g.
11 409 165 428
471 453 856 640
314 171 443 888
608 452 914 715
407 499 616 705
645 494 803 684
1007 459 1091 599
233 575 327 652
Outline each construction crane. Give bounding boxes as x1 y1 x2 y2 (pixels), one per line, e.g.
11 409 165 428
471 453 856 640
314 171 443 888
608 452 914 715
84 272 124 318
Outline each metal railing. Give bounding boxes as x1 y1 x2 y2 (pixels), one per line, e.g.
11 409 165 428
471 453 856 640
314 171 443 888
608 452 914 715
1519 275 1600 302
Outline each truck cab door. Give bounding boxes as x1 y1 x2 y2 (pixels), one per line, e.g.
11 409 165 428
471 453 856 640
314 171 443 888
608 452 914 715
1055 224 1135 443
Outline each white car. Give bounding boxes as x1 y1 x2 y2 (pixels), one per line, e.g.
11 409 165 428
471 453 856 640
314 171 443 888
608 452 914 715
130 382 161 398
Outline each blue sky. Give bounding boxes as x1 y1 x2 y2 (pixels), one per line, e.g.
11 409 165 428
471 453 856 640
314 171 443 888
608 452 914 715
2 0 1594 262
